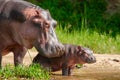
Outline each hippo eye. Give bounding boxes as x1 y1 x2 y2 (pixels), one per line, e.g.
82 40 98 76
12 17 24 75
77 51 83 56
32 18 42 28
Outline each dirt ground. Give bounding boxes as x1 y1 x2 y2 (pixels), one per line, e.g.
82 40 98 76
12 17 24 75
2 51 120 80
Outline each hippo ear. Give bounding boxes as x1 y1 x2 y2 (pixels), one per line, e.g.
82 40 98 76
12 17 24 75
77 46 81 50
35 10 40 15
76 46 82 55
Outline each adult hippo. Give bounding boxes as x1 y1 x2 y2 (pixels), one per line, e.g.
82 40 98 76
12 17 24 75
0 0 64 67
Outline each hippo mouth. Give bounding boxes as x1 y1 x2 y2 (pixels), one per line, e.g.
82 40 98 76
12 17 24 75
34 41 65 58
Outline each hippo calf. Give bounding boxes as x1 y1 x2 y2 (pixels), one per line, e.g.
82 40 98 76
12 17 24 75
33 44 96 76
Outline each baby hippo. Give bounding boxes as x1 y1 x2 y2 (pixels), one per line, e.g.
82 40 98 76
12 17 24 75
33 44 96 76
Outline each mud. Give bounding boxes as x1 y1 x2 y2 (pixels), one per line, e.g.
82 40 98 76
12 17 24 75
2 52 120 80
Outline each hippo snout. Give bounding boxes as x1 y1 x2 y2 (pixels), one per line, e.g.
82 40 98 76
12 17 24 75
87 55 96 63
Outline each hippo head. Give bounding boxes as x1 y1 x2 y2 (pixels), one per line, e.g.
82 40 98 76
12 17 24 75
34 9 65 58
76 46 96 64
18 8 64 58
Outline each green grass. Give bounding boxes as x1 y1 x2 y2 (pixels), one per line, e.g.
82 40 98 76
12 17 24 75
0 64 50 80
56 26 120 54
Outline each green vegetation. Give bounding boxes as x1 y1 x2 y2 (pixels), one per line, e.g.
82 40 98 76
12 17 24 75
0 64 50 80
36 0 120 54
56 27 120 54
38 0 120 36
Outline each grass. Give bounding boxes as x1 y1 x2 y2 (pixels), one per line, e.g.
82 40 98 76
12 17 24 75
56 26 120 54
0 64 50 80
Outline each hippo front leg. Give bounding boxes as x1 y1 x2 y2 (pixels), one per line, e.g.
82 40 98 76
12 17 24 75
12 47 27 66
62 63 69 76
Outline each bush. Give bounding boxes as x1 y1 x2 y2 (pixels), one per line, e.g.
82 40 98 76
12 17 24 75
36 0 120 37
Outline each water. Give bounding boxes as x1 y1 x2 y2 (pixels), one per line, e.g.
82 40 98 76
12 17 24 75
50 54 120 80
51 68 120 80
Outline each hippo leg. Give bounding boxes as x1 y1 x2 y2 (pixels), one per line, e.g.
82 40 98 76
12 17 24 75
12 47 27 66
68 68 72 75
62 63 69 76
68 67 74 76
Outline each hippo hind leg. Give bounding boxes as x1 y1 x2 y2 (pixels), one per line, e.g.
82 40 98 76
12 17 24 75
12 46 27 66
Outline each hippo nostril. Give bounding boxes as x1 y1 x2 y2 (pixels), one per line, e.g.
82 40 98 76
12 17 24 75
91 57 93 60
91 57 96 62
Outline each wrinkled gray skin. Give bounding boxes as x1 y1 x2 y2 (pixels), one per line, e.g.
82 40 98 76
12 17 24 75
0 0 64 67
33 44 96 76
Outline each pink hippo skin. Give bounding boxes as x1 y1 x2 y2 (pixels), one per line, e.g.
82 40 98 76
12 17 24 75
33 44 96 76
